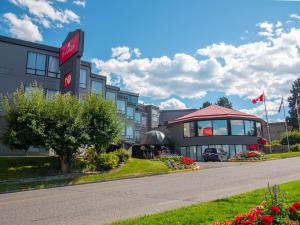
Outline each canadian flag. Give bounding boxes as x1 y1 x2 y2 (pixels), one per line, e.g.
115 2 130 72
252 94 264 104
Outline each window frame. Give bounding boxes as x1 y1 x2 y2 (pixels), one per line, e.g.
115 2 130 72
26 51 47 76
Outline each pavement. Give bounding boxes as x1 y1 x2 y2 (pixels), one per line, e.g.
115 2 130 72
1 157 300 225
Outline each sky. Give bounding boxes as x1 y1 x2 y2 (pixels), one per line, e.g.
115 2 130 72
0 0 300 122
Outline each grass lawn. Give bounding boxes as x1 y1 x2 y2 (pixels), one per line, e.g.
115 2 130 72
110 179 300 225
0 159 170 193
266 151 300 160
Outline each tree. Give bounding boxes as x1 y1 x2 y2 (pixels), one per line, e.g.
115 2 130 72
1 86 46 153
81 94 121 152
287 78 300 129
200 101 212 109
216 96 233 109
43 93 89 173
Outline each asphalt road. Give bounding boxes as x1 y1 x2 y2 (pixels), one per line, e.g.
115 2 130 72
1 157 300 225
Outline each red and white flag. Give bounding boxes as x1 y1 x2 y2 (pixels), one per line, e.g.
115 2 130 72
252 93 264 104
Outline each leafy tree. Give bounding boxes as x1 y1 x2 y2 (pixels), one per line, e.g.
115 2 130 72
200 101 212 109
216 96 233 109
287 78 300 129
81 94 121 152
1 85 46 153
43 93 89 173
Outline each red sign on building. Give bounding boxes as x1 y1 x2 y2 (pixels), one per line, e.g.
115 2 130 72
63 72 72 88
203 127 213 136
59 32 79 65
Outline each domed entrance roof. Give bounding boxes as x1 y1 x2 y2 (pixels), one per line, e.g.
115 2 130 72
141 130 169 145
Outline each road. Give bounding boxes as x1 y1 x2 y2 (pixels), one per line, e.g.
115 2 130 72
1 157 300 225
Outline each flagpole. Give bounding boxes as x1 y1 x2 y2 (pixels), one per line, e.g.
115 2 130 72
296 98 300 130
263 93 272 153
282 96 290 152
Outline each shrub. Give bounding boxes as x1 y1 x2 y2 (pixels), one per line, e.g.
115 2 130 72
231 151 266 161
290 144 300 152
97 152 119 170
160 155 196 170
280 130 300 145
114 148 130 163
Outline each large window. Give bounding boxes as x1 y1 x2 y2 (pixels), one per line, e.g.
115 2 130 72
46 89 58 100
135 112 141 123
197 120 212 136
48 56 60 78
141 115 147 128
128 95 138 104
184 122 195 137
117 100 126 114
106 91 116 102
80 69 87 88
244 120 255 136
151 108 159 128
212 120 228 135
256 122 262 137
231 120 245 135
26 52 46 76
126 125 133 139
91 80 103 94
135 130 141 142
127 106 134 119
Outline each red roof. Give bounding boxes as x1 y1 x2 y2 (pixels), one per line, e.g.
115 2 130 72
168 105 265 125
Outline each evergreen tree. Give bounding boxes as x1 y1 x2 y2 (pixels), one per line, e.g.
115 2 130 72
200 101 212 109
216 96 233 109
287 78 300 129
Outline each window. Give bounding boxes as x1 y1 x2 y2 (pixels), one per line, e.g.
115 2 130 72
117 100 126 114
135 130 141 142
91 80 103 94
128 95 138 104
46 89 58 100
244 120 255 136
126 125 133 139
142 115 147 128
235 145 243 154
189 146 197 161
196 146 203 161
229 145 236 158
222 145 230 159
181 147 188 157
24 86 33 96
212 120 228 135
256 122 262 137
197 120 212 136
231 120 245 135
80 69 87 88
121 127 126 136
26 52 46 76
106 91 116 102
151 108 159 128
48 56 60 78
184 122 195 137
127 106 134 119
135 112 141 123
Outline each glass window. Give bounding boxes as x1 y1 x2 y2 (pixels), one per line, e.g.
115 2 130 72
135 112 141 123
91 80 103 94
135 130 141 142
197 120 212 136
128 95 138 104
235 145 243 154
142 116 147 128
126 125 133 139
256 122 262 137
106 91 116 102
46 89 58 100
222 145 230 159
48 56 60 78
181 147 187 157
151 108 159 128
231 120 245 135
24 86 33 97
213 120 228 135
26 52 46 76
229 145 236 158
244 120 255 136
202 145 209 152
127 106 134 119
121 127 125 136
184 122 195 137
80 69 87 88
189 146 197 161
117 100 126 114
196 146 202 161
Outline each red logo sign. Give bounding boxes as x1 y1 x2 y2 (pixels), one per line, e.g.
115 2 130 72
248 144 259 150
60 32 79 65
63 72 72 88
203 127 212 136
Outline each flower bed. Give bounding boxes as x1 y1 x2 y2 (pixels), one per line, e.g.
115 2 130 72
213 185 300 225
229 151 266 161
160 155 197 170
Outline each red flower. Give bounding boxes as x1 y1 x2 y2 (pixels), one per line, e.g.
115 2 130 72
261 215 274 225
292 202 300 210
289 206 297 213
270 205 280 214
179 156 194 165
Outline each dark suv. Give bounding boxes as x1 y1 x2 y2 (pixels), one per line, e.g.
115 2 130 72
202 148 227 162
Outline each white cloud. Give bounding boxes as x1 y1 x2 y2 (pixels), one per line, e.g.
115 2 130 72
159 98 187 110
257 21 273 37
290 13 300 20
3 13 43 42
73 0 86 7
111 46 131 61
133 48 141 57
9 0 80 28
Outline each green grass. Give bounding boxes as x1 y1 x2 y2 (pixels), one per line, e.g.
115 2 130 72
0 156 60 180
0 159 170 193
266 151 300 160
110 180 300 225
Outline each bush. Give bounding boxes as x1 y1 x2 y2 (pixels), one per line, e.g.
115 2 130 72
231 151 266 161
280 130 300 145
114 148 130 163
290 144 300 152
97 153 119 170
160 155 196 170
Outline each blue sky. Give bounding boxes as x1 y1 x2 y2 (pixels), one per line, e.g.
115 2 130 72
1 0 300 122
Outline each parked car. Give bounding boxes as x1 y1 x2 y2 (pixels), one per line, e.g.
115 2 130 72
202 148 227 162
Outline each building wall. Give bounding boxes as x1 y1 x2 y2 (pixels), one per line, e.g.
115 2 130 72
262 122 291 141
159 109 197 126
